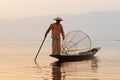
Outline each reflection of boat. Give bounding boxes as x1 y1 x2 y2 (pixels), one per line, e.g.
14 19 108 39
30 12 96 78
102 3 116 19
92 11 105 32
34 56 99 80
51 56 99 80
50 47 101 61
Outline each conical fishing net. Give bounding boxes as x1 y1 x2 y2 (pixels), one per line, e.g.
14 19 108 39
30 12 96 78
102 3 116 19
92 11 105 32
62 30 91 55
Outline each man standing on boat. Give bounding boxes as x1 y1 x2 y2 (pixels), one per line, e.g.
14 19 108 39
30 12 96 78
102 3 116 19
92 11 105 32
45 17 65 55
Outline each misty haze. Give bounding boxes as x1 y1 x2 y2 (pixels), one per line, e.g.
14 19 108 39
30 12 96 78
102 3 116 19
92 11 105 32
0 11 120 41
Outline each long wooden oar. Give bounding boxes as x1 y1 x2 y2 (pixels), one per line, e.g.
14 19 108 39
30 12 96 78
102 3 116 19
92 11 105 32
34 37 46 61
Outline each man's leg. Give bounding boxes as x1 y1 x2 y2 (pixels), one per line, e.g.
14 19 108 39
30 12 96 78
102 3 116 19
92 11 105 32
52 39 61 55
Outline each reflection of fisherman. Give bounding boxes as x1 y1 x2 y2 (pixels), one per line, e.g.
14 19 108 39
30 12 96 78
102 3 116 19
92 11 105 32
52 65 61 80
45 17 65 55
51 61 65 80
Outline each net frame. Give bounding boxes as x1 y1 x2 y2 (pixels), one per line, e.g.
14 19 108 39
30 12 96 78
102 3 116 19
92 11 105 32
62 30 92 55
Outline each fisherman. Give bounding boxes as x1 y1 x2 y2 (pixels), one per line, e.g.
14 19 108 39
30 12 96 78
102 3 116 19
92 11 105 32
45 17 65 55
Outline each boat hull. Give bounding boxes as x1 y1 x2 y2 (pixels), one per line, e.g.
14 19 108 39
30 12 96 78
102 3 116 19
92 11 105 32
50 47 101 61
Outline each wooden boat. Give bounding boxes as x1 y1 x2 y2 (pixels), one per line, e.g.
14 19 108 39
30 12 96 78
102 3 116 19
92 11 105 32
50 47 101 61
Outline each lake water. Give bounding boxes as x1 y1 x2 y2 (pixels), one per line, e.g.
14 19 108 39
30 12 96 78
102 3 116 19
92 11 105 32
0 40 120 80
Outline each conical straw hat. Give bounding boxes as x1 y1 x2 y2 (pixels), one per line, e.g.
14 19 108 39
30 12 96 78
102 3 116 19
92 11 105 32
53 17 63 21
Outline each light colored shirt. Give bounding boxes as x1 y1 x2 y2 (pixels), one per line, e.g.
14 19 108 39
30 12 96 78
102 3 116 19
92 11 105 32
46 23 64 39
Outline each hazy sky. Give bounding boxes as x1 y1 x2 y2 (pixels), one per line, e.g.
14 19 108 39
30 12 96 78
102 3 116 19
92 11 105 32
0 0 120 19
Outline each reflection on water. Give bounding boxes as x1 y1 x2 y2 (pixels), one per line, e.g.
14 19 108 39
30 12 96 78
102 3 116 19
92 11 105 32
51 57 99 80
1 41 120 80
34 57 99 80
51 62 62 80
91 57 98 73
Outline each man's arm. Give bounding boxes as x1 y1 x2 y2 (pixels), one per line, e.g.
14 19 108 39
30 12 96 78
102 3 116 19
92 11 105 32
61 25 65 40
45 24 52 38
